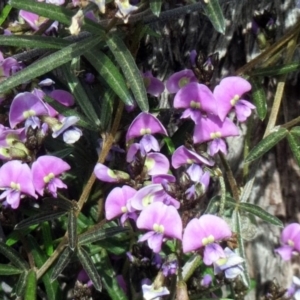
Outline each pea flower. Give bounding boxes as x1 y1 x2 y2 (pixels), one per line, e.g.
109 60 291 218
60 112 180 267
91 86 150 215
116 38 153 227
173 82 217 123
143 71 165 97
137 202 182 253
275 223 300 261
114 0 138 23
214 76 255 122
32 155 70 197
141 279 170 300
166 69 198 93
94 163 130 183
286 276 300 300
126 112 167 152
0 160 37 209
183 214 232 265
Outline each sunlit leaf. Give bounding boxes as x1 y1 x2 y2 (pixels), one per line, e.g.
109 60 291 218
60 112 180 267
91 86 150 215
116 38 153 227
6 224 39 246
15 271 28 297
245 127 288 163
100 88 115 131
78 247 102 291
51 247 74 281
0 4 12 26
287 132 300 167
250 78 267 120
0 242 29 270
24 270 37 300
150 0 162 17
0 264 23 275
290 126 300 136
182 254 202 282
202 0 226 34
41 222 53 256
0 35 103 94
15 210 67 230
250 62 300 76
68 210 77 251
106 33 149 112
78 226 129 245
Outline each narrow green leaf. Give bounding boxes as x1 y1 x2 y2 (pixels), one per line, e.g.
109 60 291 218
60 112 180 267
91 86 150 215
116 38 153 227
203 0 226 34
250 62 300 76
0 4 12 26
100 88 115 131
25 270 37 300
250 78 267 120
0 242 29 270
51 247 74 281
78 247 102 291
27 235 61 300
204 195 220 214
290 126 300 136
0 35 70 49
9 0 105 36
6 224 39 246
0 35 103 94
287 132 300 167
150 0 162 17
41 222 53 256
78 226 129 245
60 63 101 127
85 49 134 107
15 271 28 297
106 33 149 112
245 127 288 163
15 210 66 230
182 255 202 282
42 197 76 212
0 264 23 275
162 136 175 155
44 95 97 131
68 210 77 250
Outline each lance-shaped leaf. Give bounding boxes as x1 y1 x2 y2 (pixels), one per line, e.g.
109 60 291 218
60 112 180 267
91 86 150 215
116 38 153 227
27 235 60 300
0 242 29 270
290 126 300 136
204 195 220 214
182 254 202 282
287 132 300 167
250 62 300 77
250 78 267 120
85 49 134 107
0 4 12 26
60 63 101 127
0 35 70 49
40 222 53 256
0 35 103 94
51 247 74 281
44 95 97 131
42 197 76 212
150 0 162 17
106 33 149 112
15 271 28 297
6 225 39 247
203 0 226 34
25 270 37 300
9 0 105 36
245 127 288 163
15 210 67 230
77 246 102 291
0 264 23 275
68 210 77 251
100 88 115 131
78 226 129 245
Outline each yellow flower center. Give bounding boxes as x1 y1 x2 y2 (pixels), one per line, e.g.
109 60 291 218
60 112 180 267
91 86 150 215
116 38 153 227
202 234 215 246
10 182 20 191
210 131 222 139
178 77 189 88
121 206 127 213
108 169 118 179
190 100 201 109
23 109 36 119
142 194 153 207
153 223 164 233
186 158 194 164
288 239 294 247
230 95 240 106
43 173 55 184
140 128 151 135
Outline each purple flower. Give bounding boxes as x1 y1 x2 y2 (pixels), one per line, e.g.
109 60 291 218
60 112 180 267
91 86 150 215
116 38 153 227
143 71 165 97
105 185 137 225
275 223 300 261
32 155 70 197
213 247 244 279
51 116 81 143
19 10 40 30
201 274 212 287
9 92 49 129
137 202 182 253
0 160 37 209
94 163 130 183
174 82 217 123
49 90 75 107
144 153 170 176
166 70 198 93
182 214 231 265
193 114 239 155
214 77 255 122
0 57 22 78
161 256 178 277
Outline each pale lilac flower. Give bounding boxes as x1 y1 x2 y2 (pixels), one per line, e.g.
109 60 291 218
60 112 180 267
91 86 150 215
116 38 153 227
32 155 70 197
193 114 239 155
144 153 170 176
213 247 244 279
286 276 300 300
275 223 300 261
105 185 137 225
137 202 182 253
38 78 55 87
143 71 164 97
9 92 49 129
19 10 40 30
142 281 170 300
89 0 106 13
94 163 130 183
46 0 65 5
173 82 217 123
51 116 80 140
62 127 82 144
183 214 231 265
214 76 255 122
0 161 37 209
166 70 198 93
201 274 212 287
161 256 178 277
114 0 138 23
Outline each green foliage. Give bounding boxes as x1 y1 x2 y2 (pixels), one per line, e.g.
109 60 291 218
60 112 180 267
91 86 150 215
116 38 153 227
250 78 267 120
150 0 162 17
202 0 226 34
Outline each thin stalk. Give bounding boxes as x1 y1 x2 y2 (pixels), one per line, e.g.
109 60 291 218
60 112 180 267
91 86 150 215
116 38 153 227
281 116 300 129
218 172 226 216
